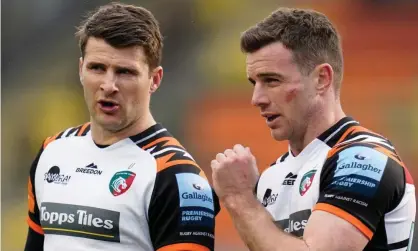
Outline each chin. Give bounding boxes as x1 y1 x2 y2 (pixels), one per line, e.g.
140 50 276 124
96 116 125 132
270 128 289 142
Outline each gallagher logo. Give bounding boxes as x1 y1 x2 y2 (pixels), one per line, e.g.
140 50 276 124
109 171 136 196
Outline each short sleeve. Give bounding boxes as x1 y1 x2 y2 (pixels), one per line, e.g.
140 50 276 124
148 164 220 251
314 145 407 240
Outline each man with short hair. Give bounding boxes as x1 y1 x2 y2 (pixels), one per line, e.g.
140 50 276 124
25 3 219 251
211 8 415 251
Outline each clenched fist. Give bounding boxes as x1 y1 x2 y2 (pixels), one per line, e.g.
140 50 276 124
211 144 260 201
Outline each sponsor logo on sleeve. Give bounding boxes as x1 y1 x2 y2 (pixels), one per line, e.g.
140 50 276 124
40 202 120 242
44 166 71 185
109 171 136 196
176 173 215 227
332 146 388 197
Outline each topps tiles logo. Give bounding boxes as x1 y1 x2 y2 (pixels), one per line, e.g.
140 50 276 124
40 202 120 242
275 209 311 237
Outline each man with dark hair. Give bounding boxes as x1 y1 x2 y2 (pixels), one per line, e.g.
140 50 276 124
211 8 415 251
25 3 219 251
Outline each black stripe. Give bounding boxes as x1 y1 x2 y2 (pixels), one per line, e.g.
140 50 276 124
349 131 388 141
317 116 358 147
72 125 83 136
153 147 189 159
280 152 290 163
66 127 78 136
55 130 66 140
81 124 91 136
130 123 169 148
388 238 409 250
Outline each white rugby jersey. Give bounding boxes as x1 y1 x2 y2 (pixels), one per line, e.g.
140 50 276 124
256 117 416 251
26 123 219 251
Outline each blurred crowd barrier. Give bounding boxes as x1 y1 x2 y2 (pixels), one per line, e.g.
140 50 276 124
2 0 418 250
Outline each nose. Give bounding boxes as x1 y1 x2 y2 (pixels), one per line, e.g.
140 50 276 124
100 73 119 95
251 83 270 107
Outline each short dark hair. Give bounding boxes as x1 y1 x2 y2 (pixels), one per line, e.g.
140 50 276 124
76 2 163 69
241 8 343 89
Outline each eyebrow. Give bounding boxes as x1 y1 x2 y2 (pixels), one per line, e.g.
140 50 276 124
256 72 285 79
248 72 285 83
87 61 140 73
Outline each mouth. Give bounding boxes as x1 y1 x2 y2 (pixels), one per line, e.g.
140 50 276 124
98 100 120 113
266 115 280 122
262 113 281 126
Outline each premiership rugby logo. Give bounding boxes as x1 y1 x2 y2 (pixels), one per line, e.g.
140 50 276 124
299 170 316 196
109 171 136 196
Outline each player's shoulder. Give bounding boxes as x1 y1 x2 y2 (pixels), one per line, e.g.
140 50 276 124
327 124 401 164
267 151 291 168
133 123 203 175
42 122 91 150
325 124 413 185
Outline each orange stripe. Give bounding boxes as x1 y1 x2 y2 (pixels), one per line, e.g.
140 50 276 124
155 152 200 173
199 170 208 179
314 203 373 240
335 126 369 146
27 217 44 235
369 143 414 184
368 143 403 166
160 160 201 172
157 243 210 251
156 152 176 172
28 178 35 213
77 122 90 136
327 143 351 158
43 133 60 148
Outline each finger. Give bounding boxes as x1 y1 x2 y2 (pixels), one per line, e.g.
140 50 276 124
224 149 236 158
216 152 227 162
210 159 220 169
233 144 247 156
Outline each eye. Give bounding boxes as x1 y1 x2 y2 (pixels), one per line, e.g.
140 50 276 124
87 63 105 72
264 77 279 83
116 69 131 75
116 67 138 76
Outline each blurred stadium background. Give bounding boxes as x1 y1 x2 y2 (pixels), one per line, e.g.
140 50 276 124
2 0 418 250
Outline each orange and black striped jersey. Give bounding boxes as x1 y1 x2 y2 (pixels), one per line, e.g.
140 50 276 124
25 123 220 251
256 117 415 251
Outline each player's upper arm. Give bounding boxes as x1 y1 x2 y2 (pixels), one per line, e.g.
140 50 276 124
147 147 220 251
304 209 369 250
310 144 415 250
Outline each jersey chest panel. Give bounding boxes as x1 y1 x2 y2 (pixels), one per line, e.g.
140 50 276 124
34 137 157 249
257 142 330 236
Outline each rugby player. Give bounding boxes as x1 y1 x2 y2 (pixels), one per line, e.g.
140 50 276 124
24 3 219 251
211 8 415 251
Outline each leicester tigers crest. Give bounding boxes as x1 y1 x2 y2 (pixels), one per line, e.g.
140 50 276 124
109 171 136 196
299 170 317 196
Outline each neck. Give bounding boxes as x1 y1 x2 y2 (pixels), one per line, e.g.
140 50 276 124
289 100 345 156
91 112 156 145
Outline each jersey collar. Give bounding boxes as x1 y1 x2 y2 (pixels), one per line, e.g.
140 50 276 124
317 116 359 148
